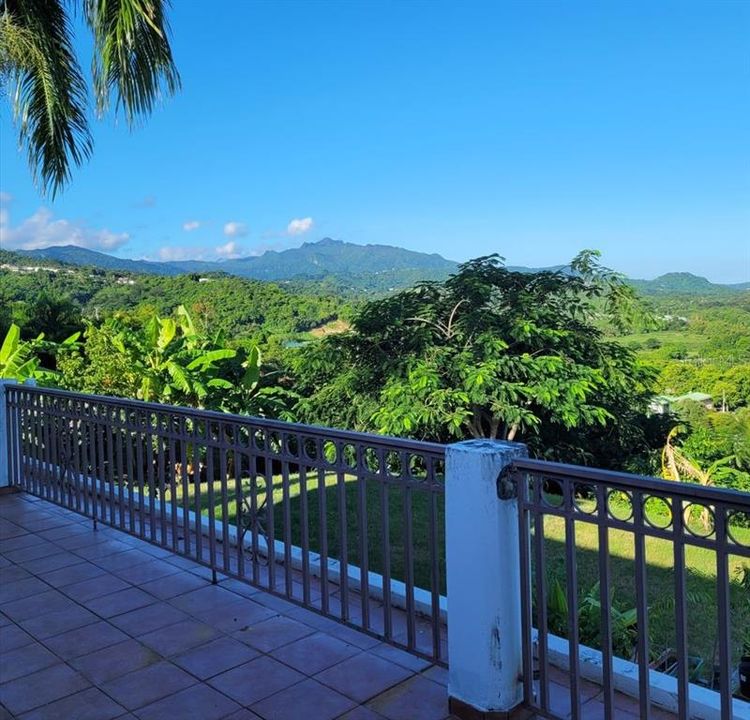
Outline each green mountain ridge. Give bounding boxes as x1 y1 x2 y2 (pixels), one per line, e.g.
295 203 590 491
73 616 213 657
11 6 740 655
3 242 747 295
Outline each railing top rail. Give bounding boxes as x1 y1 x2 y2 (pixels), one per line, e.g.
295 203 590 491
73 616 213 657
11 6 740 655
511 457 750 510
6 383 446 457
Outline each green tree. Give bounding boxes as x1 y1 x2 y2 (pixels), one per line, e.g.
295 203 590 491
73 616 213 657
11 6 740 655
0 0 179 195
293 252 659 467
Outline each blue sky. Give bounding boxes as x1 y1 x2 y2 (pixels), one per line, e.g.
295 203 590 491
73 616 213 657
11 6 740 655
1 0 748 282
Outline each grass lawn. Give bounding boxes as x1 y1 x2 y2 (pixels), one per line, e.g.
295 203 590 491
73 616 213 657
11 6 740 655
161 474 749 677
616 330 708 355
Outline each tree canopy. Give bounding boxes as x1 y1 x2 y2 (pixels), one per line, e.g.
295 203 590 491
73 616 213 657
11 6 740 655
292 252 663 467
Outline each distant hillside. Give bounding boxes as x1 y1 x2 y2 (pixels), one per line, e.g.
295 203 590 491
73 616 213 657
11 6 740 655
629 272 750 295
10 245 181 275
5 243 747 296
10 238 460 291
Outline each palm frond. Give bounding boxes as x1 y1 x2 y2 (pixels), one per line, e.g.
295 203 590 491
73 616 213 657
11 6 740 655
1 0 92 196
84 0 180 124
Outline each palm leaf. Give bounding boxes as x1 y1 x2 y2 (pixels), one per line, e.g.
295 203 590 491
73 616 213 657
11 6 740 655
84 0 180 124
1 0 92 196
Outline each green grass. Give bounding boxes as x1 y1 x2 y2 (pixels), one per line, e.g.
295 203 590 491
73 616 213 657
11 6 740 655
537 499 750 680
163 471 445 599
162 476 749 676
616 329 707 354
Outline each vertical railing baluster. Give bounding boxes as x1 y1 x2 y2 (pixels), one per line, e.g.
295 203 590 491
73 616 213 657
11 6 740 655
428 470 441 661
5 391 17 487
206 427 218 581
135 410 146 538
633 490 651 720
379 447 392 642
402 450 416 652
180 417 190 556
534 484 550 712
146 413 157 542
336 442 349 622
564 478 581 720
158 417 168 547
107 408 116 525
96 406 107 523
116 410 126 530
235 449 246 580
317 449 330 615
40 394 53 502
281 443 293 598
31 393 42 497
714 505 732 720
265 437 276 593
596 484 614 719
357 444 370 631
249 451 261 586
673 497 690 720
125 413 136 532
299 441 310 606
194 421 204 563
169 429 178 552
220 429 230 574
518 470 533 708
74 400 84 515
81 402 91 517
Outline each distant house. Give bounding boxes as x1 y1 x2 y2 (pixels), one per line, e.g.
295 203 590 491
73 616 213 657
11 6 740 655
648 396 672 415
648 392 714 415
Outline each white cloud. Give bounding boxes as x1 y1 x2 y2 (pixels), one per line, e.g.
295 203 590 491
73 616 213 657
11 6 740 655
0 191 12 204
183 220 201 232
287 217 314 236
223 221 247 237
0 207 129 252
215 241 244 259
157 246 205 262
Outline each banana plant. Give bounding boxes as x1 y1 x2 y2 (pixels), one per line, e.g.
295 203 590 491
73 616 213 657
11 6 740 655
109 306 260 409
0 323 79 383
662 426 744 530
0 324 42 381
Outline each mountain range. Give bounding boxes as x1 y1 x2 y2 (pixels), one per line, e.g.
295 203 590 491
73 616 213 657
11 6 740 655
3 239 748 295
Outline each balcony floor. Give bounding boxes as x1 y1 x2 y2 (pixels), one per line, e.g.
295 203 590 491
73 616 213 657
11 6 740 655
0 491 672 720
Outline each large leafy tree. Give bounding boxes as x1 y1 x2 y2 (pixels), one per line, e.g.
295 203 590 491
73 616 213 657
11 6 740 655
293 251 663 467
0 0 179 196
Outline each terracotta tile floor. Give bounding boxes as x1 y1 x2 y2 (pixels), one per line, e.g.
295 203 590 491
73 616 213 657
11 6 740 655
0 492 675 719
0 492 453 720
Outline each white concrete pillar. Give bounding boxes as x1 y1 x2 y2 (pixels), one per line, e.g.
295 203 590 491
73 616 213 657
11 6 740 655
0 380 12 487
0 379 34 488
446 439 529 718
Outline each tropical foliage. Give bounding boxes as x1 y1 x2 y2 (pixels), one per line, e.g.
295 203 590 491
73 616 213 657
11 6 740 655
292 251 663 467
56 305 287 416
0 322 78 382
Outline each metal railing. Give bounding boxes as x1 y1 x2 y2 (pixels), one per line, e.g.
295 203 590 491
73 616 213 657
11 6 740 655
506 458 750 720
4 384 447 663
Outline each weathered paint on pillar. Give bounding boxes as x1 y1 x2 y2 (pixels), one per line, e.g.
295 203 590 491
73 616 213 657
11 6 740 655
445 438 528 716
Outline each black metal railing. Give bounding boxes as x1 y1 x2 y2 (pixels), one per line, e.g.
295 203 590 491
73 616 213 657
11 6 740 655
4 384 447 663
507 458 750 720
